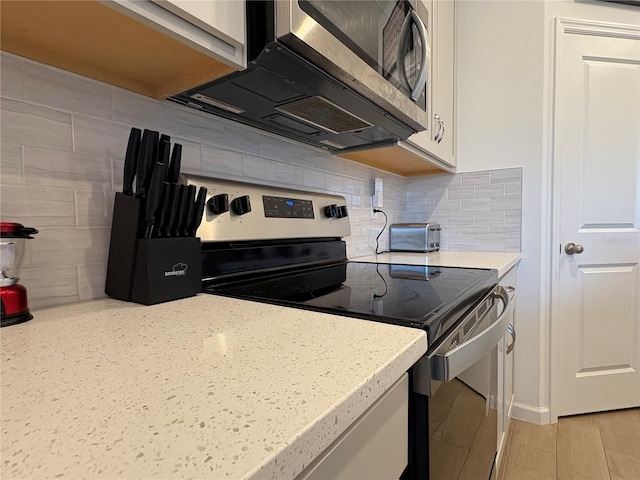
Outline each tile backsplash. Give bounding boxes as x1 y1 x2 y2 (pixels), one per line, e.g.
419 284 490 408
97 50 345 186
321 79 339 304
0 52 521 309
405 168 522 252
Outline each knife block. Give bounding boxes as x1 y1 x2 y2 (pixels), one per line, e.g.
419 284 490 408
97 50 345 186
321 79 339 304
105 192 201 305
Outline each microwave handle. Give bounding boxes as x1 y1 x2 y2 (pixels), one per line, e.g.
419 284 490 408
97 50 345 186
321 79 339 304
396 8 430 102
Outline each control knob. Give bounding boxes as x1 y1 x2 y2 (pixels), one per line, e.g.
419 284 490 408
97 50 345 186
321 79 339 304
324 204 348 218
231 195 252 215
207 193 229 214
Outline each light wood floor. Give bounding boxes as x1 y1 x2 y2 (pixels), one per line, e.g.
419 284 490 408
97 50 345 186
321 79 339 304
499 408 640 480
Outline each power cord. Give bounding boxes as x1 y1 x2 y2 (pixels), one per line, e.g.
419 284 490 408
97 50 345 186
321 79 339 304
373 208 387 255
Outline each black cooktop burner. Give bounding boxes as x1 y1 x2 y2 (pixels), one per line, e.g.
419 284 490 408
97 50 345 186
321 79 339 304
203 261 498 345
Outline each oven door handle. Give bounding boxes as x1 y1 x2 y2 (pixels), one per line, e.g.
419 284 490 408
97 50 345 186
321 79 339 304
431 286 515 382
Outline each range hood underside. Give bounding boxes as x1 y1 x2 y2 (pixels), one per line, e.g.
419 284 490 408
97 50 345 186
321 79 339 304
170 42 416 152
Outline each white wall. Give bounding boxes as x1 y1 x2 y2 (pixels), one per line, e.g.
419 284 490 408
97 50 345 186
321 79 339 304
457 0 640 423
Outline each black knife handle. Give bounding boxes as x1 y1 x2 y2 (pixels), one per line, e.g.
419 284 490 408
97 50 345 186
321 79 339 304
136 128 158 197
123 127 141 196
144 161 164 239
181 185 196 237
167 143 182 184
157 138 170 179
190 187 207 237
164 183 180 237
170 185 187 237
154 181 171 238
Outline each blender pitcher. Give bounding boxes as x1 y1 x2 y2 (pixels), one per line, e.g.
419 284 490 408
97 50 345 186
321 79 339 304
1 222 38 327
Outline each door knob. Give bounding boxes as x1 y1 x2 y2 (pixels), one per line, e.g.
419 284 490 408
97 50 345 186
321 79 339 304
564 242 584 255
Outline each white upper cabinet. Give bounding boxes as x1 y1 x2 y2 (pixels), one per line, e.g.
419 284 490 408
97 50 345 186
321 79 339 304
109 0 246 70
1 1 244 100
404 0 457 169
151 1 245 50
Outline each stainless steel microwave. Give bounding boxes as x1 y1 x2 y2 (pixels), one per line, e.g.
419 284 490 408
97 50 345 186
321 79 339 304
171 0 431 152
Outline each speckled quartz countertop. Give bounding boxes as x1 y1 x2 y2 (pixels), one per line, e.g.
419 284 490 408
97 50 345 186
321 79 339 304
351 251 521 279
1 295 426 480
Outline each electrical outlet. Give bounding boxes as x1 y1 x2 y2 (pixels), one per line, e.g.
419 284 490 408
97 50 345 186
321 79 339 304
370 196 376 219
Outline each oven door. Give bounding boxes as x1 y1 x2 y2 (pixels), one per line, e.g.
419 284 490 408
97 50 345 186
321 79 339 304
407 286 515 480
276 0 431 132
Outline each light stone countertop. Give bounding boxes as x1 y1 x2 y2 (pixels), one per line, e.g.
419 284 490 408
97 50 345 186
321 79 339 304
351 251 521 279
1 295 426 480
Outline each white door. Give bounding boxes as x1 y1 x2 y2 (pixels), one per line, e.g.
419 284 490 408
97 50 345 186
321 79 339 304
554 19 640 417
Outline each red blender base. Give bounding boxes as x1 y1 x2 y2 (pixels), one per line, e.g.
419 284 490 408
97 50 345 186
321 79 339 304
1 284 33 327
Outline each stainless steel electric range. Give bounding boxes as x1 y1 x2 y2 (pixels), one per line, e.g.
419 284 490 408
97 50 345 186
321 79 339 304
186 174 515 480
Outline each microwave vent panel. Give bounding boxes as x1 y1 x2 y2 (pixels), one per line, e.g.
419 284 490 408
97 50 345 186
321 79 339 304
275 96 373 134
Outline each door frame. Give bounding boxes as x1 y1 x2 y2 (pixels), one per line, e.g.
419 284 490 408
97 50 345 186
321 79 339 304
549 17 640 422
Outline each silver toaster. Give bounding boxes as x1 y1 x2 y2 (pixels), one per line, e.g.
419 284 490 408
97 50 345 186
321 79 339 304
389 223 441 252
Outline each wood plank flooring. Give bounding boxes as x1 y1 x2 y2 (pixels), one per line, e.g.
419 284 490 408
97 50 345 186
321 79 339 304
500 408 640 480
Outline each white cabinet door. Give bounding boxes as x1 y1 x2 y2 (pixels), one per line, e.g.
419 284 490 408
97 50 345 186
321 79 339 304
553 19 640 417
496 267 517 477
107 0 245 69
404 0 456 169
152 0 245 47
296 374 408 480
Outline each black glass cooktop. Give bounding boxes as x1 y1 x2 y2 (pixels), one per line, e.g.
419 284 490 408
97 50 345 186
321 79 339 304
204 261 498 344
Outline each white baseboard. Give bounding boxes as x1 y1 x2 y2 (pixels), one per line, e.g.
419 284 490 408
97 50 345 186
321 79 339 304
512 402 552 425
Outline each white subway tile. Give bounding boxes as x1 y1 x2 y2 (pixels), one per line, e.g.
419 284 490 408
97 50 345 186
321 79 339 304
75 188 114 228
435 199 462 213
475 211 506 225
20 265 79 310
24 61 112 119
447 238 476 251
175 108 225 146
0 185 75 227
223 124 262 155
1 98 72 150
275 161 304 186
434 173 459 187
303 169 326 189
325 174 345 193
0 52 24 100
461 198 491 212
344 178 367 196
475 184 505 198
201 146 243 177
447 185 475 200
426 213 448 225
0 141 23 185
505 211 521 225
475 239 507 252
461 225 491 238
78 263 108 301
490 196 522 211
74 115 131 159
260 135 297 161
491 168 522 184
490 225 521 238
242 154 276 182
23 146 111 191
424 187 447 202
112 88 176 135
24 227 110 269
442 224 461 239
505 238 522 251
506 182 522 196
447 212 476 225
461 171 491 186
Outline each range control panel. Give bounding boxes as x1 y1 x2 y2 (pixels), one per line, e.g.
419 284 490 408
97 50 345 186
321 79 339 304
183 174 351 242
263 195 315 219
